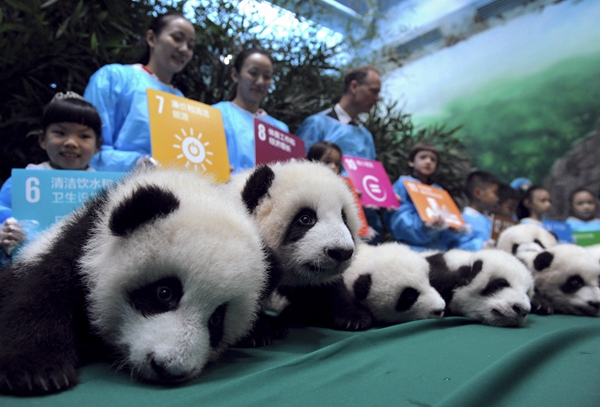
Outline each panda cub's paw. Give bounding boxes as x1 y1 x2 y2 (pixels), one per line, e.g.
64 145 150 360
531 292 555 315
0 351 78 395
234 314 289 348
332 304 373 331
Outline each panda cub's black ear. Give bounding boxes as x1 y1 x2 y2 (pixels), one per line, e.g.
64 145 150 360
353 274 372 301
456 260 483 287
533 251 554 272
109 185 180 237
242 165 275 213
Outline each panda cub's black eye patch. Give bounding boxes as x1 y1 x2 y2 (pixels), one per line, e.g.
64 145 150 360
561 275 585 294
481 278 510 297
129 276 183 317
283 207 317 244
396 287 420 312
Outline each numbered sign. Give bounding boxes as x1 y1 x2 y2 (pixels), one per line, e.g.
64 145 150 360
342 155 399 208
11 169 123 237
342 177 370 237
490 214 519 240
254 117 306 165
147 89 230 183
402 179 464 229
543 220 574 244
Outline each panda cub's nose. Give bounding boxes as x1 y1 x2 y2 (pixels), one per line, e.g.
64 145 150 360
327 248 354 263
512 304 528 317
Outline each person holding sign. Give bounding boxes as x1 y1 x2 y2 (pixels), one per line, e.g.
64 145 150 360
213 49 289 173
84 12 195 172
386 143 465 251
0 92 103 264
516 185 552 226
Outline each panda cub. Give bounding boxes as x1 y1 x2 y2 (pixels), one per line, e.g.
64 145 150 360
496 223 558 255
517 244 600 316
0 169 270 395
426 249 534 327
343 242 446 325
230 161 372 345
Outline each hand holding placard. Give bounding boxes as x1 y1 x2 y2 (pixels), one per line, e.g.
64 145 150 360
402 179 464 229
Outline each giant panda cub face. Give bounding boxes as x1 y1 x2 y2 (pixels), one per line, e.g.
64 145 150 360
344 243 446 325
80 170 268 384
236 161 361 287
523 244 600 316
440 250 534 327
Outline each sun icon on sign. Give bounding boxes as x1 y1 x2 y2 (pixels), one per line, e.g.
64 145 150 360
173 128 213 172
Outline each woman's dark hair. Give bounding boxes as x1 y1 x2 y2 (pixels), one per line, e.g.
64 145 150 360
42 95 103 145
229 48 273 100
307 141 342 162
137 11 189 65
407 142 439 184
515 185 546 220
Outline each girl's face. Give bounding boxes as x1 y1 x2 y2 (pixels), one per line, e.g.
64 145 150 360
40 122 101 170
409 150 438 181
320 148 342 175
147 17 195 76
525 189 552 219
572 190 597 221
232 53 273 106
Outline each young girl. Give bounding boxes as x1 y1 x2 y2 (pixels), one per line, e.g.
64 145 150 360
84 11 195 172
0 92 102 261
385 142 463 251
213 48 289 174
307 141 343 175
516 186 552 226
565 187 600 232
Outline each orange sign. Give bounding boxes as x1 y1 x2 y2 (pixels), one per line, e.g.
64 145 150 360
403 179 464 229
343 177 370 237
147 89 230 183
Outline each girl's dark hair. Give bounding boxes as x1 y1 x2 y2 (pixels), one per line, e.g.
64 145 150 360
307 141 342 162
515 185 546 220
407 142 439 183
42 96 103 145
230 48 273 100
137 11 189 65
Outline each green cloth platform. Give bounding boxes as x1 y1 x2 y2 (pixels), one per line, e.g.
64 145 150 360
2 314 599 407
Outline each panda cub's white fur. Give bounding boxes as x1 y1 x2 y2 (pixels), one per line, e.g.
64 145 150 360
517 244 600 316
343 243 446 325
427 249 534 327
0 168 269 395
496 223 558 255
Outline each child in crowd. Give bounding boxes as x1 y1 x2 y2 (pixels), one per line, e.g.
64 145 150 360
0 92 102 263
565 187 600 232
516 186 552 226
494 183 520 219
457 171 500 251
386 142 465 251
307 141 343 175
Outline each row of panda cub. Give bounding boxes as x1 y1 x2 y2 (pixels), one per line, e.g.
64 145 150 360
1 161 599 397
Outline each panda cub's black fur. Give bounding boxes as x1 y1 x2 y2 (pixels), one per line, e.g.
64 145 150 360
0 169 269 396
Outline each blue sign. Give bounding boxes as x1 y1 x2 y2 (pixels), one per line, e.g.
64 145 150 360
542 220 574 244
11 169 124 240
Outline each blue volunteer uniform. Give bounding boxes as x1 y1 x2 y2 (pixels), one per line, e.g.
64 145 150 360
84 64 184 172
